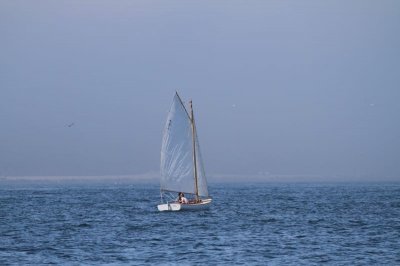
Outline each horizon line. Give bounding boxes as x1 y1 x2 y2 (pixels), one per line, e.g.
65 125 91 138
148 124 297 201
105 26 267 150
1 173 399 183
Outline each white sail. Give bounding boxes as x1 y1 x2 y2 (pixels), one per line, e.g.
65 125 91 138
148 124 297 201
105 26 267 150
160 93 209 197
194 125 209 197
160 93 195 195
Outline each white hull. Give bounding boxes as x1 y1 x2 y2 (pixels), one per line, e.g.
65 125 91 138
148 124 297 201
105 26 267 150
157 203 181 211
158 198 212 212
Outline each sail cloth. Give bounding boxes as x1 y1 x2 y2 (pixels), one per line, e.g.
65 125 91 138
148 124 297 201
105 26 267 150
194 127 209 197
160 93 209 197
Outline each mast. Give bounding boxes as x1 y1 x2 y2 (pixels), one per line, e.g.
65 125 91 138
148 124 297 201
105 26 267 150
190 100 199 200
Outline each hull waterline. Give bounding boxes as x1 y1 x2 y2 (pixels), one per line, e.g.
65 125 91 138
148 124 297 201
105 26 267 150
158 198 212 212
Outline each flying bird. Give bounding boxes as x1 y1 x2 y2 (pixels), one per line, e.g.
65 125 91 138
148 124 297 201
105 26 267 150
67 122 75 127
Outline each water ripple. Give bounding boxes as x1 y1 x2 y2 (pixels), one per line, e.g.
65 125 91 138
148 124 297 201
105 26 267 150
1 183 400 265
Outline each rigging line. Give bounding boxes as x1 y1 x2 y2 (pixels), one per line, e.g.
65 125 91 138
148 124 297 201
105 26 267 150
174 91 192 120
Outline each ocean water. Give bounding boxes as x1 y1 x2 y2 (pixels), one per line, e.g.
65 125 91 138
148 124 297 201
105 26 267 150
1 182 399 265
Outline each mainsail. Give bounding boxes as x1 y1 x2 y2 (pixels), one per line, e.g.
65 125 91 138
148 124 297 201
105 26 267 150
194 129 209 197
160 93 209 197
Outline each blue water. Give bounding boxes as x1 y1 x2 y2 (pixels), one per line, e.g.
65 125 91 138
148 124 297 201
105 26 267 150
1 183 399 265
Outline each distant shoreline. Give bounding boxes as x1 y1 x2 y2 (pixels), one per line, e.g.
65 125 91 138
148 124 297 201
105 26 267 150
1 174 398 184
0 175 158 185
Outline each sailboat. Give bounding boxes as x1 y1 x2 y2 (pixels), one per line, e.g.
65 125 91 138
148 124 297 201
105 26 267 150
157 92 212 211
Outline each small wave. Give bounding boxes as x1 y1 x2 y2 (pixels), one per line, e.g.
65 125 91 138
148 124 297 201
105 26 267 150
78 223 91 228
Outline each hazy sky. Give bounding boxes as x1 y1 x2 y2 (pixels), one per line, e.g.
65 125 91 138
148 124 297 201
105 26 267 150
1 1 399 180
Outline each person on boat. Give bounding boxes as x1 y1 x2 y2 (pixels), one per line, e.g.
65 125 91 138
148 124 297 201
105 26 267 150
178 192 188 204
